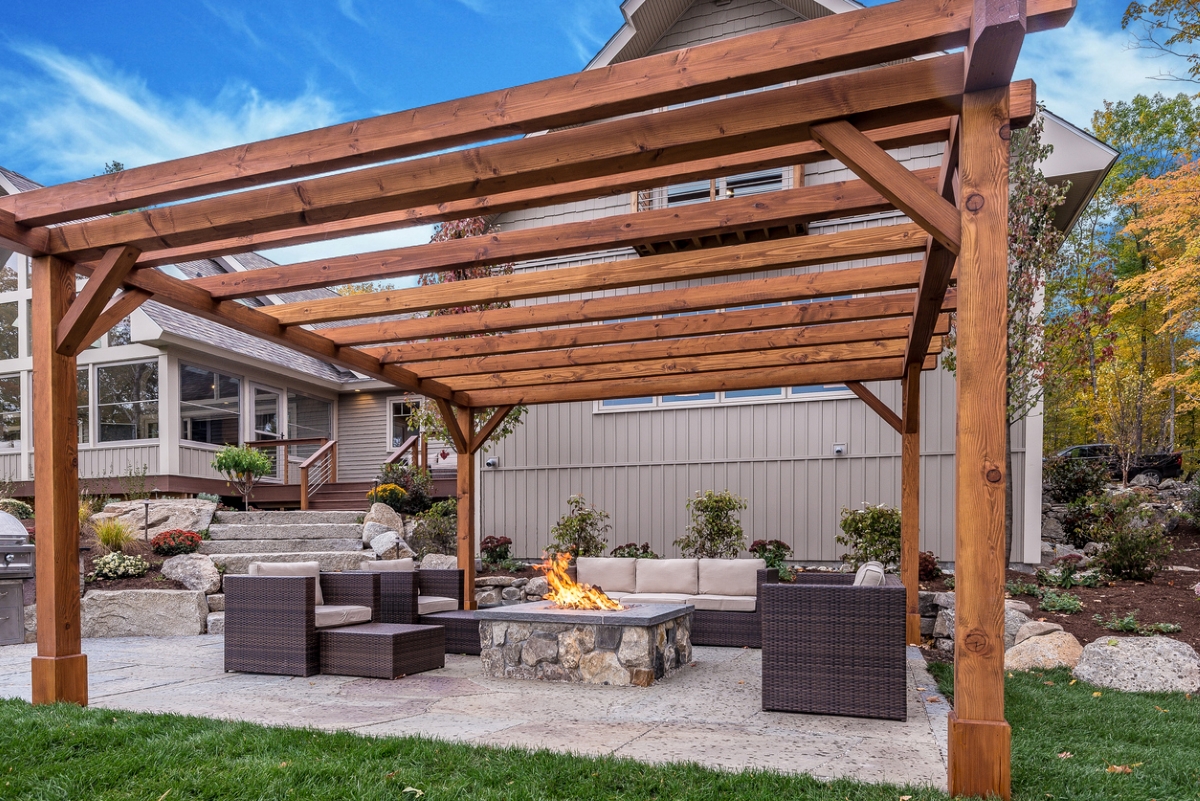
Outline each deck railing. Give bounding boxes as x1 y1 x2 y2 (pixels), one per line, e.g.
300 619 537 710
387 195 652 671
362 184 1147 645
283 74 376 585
246 437 336 510
385 434 426 469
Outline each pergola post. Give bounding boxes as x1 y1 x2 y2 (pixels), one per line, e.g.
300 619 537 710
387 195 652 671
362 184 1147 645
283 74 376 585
901 363 922 645
947 84 1012 799
30 255 88 706
455 405 478 611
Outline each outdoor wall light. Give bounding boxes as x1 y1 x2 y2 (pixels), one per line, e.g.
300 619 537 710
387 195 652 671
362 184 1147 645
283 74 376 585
832 443 847 457
485 457 499 468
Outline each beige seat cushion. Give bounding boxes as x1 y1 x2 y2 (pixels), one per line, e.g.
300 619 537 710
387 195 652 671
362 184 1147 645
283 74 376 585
362 558 414 572
635 559 698 595
853 561 887 587
698 558 766 597
418 596 459 615
249 560 323 605
576 557 637 594
686 594 758 613
622 593 692 605
314 604 371 628
603 590 632 600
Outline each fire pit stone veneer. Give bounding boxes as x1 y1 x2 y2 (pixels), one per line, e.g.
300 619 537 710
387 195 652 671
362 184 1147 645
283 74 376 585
475 602 693 686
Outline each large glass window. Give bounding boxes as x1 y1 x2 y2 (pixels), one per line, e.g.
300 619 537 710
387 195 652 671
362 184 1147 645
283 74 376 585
107 317 132 347
0 375 18 447
0 259 17 292
389 399 420 449
0 302 18 360
180 365 240 446
97 361 159 441
77 369 89 444
288 392 332 461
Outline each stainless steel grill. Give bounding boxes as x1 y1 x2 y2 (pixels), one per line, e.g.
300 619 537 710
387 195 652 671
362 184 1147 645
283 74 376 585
0 514 34 580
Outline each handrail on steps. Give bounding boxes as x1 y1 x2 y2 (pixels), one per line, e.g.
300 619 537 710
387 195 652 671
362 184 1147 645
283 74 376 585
298 440 337 511
385 434 425 469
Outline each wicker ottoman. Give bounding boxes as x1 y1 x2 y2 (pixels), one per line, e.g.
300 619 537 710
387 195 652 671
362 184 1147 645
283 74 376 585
419 610 481 655
319 623 445 679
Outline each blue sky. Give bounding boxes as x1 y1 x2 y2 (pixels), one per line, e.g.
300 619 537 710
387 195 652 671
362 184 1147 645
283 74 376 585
0 0 1190 263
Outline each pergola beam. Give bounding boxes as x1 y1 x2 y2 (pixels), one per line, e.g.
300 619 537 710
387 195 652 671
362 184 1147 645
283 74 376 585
845 381 903 433
77 290 153 353
471 406 516 454
1 0 1069 227
56 245 142 356
268 224 928 326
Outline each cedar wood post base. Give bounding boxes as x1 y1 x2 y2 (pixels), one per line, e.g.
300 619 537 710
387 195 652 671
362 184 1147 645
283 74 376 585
947 712 1011 799
906 614 923 645
31 654 89 706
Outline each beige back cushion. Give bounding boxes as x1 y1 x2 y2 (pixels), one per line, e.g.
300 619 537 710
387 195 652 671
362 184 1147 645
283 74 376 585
636 558 699 595
249 560 323 605
698 558 766 597
362 558 415 572
576 557 636 593
853 561 887 587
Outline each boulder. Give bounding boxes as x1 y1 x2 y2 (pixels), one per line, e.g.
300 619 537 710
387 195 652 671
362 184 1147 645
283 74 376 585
369 530 416 561
1005 599 1033 615
918 591 940 616
207 594 225 613
363 503 405 534
422 554 459 570
1005 631 1083 671
1041 515 1066 542
1074 636 1200 693
1015 621 1063 645
160 553 222 594
475 589 501 607
931 592 955 610
526 576 549 597
1130 472 1160 487
362 521 396 547
933 609 955 639
501 586 523 601
81 590 208 638
1005 609 1032 650
476 576 515 587
206 612 225 636
93 500 216 539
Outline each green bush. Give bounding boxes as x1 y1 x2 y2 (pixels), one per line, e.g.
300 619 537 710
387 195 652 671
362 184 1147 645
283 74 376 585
91 552 149 580
480 535 512 565
1093 610 1183 636
93 518 135 553
1093 523 1173 581
1061 494 1140 548
749 539 793 580
1036 554 1101 588
1006 579 1039 597
1183 482 1200 522
1038 589 1083 614
0 498 33 519
1043 456 1109 503
836 504 901 569
675 490 747 559
211 446 274 509
408 499 457 558
548 495 611 559
610 542 660 559
377 464 434 515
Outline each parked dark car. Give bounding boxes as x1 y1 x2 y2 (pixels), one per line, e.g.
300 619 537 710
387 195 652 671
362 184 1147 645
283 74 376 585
1053 443 1183 484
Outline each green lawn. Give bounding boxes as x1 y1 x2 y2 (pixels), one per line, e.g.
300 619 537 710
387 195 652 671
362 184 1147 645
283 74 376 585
0 668 1196 801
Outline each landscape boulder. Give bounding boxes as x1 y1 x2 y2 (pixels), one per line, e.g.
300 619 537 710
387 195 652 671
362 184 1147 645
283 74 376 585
161 553 222 594
92 500 216 539
369 530 416 561
364 503 405 533
362 521 397 547
1015 621 1063 645
1004 609 1032 650
1004 631 1083 671
1073 636 1200 693
81 590 208 638
422 553 459 570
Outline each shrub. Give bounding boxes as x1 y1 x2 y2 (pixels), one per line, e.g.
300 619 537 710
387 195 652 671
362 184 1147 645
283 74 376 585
610 542 660 559
1036 553 1101 588
91 552 149 580
918 551 942 582
1093 610 1182 636
1061 494 1141 549
376 464 434 515
151 529 202 557
196 492 221 504
548 495 611 559
836 504 901 569
366 483 407 511
1092 524 1173 581
1043 456 1109 503
93 518 135 553
0 498 33 519
749 539 794 580
675 490 747 559
78 501 93 528
408 499 457 558
481 535 512 565
1038 589 1083 614
1006 579 1039 597
211 445 274 510
1183 482 1200 522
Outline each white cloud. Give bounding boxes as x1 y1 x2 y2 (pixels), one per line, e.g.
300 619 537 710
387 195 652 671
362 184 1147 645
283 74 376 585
261 225 436 273
336 0 365 26
0 42 341 184
1015 20 1194 129
558 1 615 65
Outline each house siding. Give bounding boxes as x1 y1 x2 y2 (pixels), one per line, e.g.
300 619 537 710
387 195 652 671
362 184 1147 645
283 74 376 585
336 392 392 482
645 0 801 55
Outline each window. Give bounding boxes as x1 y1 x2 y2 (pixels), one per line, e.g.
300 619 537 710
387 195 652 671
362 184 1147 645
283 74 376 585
96 361 159 441
725 387 784 400
791 384 848 396
389 399 420 449
77 369 89 444
0 302 17 360
0 375 18 448
107 317 132 347
180 365 240 446
662 392 716 404
0 259 16 293
600 397 654 409
288 392 332 460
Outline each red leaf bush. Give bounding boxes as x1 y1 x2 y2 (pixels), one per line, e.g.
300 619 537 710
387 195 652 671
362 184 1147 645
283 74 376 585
151 529 202 557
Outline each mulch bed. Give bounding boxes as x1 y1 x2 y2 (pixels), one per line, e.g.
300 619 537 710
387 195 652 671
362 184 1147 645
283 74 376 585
80 536 187 592
921 525 1200 656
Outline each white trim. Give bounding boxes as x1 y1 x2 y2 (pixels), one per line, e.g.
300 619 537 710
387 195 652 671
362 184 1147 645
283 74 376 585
593 385 854 413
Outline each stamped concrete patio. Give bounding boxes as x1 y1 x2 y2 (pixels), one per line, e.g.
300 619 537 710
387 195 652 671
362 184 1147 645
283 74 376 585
0 638 949 789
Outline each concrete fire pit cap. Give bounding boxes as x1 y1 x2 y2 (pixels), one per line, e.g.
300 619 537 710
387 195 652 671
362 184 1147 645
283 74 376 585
474 600 692 627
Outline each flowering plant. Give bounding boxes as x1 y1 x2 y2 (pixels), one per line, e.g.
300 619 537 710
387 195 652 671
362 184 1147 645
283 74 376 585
91 552 150 580
151 529 202 557
481 535 513 564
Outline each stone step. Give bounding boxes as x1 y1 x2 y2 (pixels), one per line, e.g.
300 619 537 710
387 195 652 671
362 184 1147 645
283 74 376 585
213 511 363 525
210 551 376 574
207 594 224 613
199 538 364 555
207 523 362 540
207 611 225 636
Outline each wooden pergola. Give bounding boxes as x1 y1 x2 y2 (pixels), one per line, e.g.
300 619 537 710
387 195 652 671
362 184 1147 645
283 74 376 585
1 0 1073 795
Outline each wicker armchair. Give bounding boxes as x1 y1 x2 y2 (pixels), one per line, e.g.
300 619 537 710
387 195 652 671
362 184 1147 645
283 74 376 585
375 568 465 625
691 568 779 648
224 571 381 677
761 573 907 720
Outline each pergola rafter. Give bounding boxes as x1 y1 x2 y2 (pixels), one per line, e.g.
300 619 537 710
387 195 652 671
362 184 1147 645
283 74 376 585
20 0 1068 796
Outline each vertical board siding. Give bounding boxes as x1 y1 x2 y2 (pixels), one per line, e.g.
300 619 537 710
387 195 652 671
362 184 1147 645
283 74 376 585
76 445 161 479
178 445 225 480
335 392 391 482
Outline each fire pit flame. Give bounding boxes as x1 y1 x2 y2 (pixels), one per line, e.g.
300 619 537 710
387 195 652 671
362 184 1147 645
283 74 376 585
536 553 624 611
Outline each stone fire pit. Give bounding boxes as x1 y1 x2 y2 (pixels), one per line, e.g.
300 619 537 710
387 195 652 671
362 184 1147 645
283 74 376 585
475 601 693 686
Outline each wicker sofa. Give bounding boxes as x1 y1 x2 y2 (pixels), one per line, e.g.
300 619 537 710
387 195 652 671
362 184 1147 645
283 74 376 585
361 560 480 654
575 557 778 648
760 571 907 720
224 562 381 677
